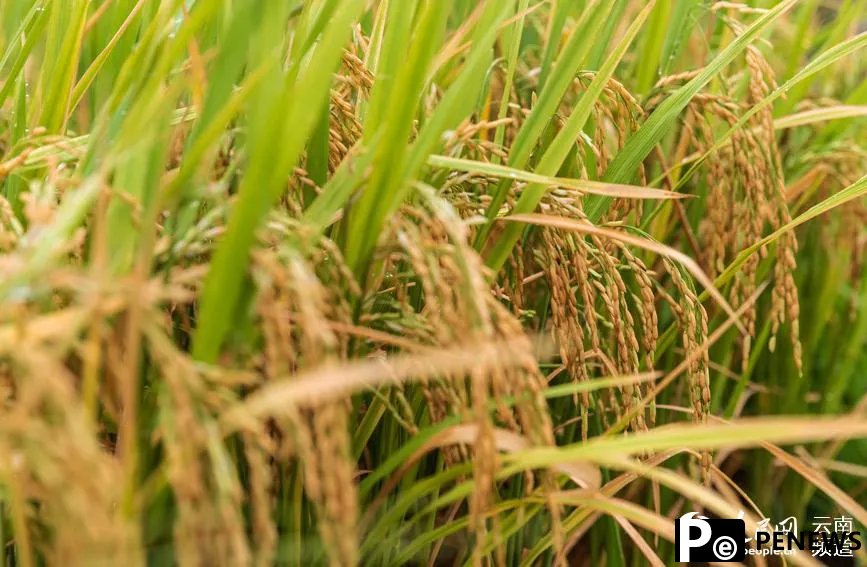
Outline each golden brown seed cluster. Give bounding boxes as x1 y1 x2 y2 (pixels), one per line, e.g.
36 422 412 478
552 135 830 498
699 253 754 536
385 197 561 564
650 47 803 375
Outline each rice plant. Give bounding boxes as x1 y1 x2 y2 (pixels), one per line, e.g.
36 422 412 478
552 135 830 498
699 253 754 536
0 0 866 565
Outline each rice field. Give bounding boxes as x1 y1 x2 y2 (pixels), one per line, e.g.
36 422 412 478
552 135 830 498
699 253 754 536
0 0 866 565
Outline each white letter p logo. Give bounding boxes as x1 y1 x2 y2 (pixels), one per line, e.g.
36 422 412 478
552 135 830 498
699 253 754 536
677 512 712 562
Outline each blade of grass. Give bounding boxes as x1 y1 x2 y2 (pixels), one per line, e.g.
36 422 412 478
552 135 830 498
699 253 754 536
193 0 366 362
657 0 700 77
491 0 530 162
0 2 50 110
536 0 569 89
220 335 551 432
342 0 451 276
68 0 147 113
35 0 90 133
474 0 611 247
773 104 867 129
427 154 687 200
634 1 673 95
343 0 515 280
507 416 867 468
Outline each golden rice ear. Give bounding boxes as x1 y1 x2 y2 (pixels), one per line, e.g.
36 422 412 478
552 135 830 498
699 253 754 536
745 46 803 377
620 245 658 425
661 258 711 485
590 75 648 223
652 48 803 376
0 349 142 565
541 228 590 438
533 215 668 438
251 245 360 567
380 195 567 564
144 319 269 567
0 194 22 252
242 430 277 567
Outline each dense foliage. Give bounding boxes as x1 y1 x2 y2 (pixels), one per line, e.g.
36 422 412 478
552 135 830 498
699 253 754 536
0 0 866 565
